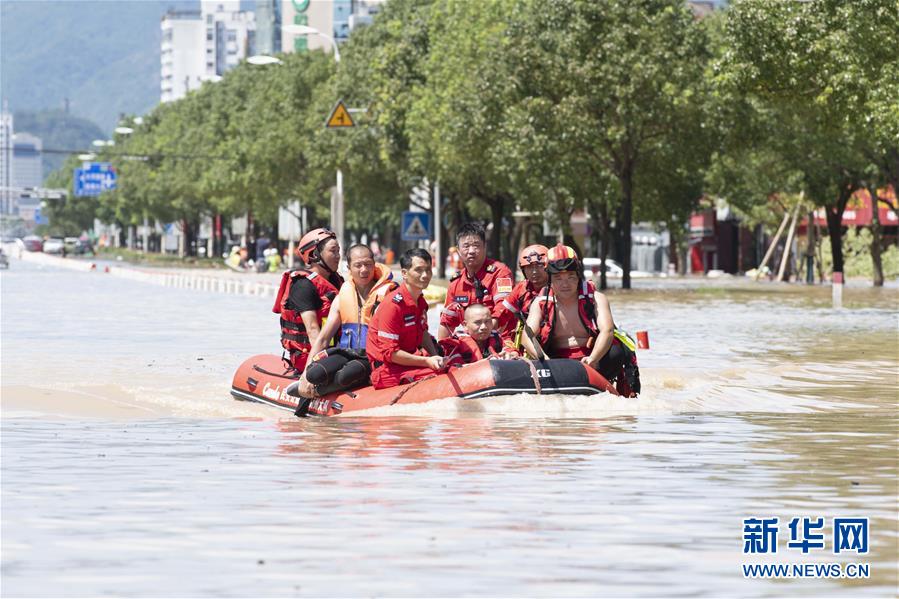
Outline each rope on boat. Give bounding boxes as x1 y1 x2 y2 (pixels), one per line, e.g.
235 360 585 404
524 359 543 394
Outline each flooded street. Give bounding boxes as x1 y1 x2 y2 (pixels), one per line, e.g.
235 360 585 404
2 260 897 596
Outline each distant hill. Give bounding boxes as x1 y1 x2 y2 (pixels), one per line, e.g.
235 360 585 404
0 0 197 133
13 110 106 180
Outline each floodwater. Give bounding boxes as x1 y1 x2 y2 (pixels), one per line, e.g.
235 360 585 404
1 259 897 597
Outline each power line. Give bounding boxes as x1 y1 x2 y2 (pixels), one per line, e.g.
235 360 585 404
0 146 230 161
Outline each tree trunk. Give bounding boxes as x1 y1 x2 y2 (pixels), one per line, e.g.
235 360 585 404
489 195 505 266
599 203 610 291
619 169 634 290
867 186 884 287
825 186 852 276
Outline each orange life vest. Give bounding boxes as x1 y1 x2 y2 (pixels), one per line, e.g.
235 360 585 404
335 263 397 351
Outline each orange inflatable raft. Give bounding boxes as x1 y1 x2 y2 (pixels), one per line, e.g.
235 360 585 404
231 354 619 417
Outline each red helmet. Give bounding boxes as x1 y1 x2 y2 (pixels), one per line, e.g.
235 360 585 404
545 244 580 274
518 244 549 269
297 228 337 264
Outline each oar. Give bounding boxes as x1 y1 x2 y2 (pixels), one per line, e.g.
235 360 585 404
515 311 546 361
514 312 545 394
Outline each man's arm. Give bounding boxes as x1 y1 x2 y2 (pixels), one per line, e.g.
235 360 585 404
391 349 444 371
307 301 342 357
584 292 614 367
300 310 322 347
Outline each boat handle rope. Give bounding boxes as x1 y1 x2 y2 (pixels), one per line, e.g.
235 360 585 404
253 364 301 380
524 359 542 394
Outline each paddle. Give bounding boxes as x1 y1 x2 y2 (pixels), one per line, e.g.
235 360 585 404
514 312 546 394
515 311 546 361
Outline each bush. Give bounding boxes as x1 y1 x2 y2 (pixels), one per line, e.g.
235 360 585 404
821 228 899 281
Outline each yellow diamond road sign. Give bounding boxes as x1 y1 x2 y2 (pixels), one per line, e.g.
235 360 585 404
326 100 355 128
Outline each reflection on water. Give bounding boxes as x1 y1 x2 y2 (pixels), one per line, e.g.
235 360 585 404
1 261 897 595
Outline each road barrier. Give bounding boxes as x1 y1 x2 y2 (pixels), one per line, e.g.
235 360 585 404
9 249 278 298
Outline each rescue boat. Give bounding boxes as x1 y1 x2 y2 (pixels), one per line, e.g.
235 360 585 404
231 353 619 417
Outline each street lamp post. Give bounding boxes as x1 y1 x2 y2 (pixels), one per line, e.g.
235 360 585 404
283 24 345 254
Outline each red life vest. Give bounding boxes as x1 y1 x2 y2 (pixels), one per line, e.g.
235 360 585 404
536 279 599 347
440 331 504 364
272 269 342 361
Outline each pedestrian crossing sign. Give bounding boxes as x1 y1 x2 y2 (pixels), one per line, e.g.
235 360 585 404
326 100 355 128
401 211 432 240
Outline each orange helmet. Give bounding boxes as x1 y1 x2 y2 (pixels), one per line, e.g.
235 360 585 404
518 244 549 268
297 228 337 264
545 244 580 274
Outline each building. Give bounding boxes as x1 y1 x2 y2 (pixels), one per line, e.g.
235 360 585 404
256 0 281 55
161 2 256 103
0 108 12 215
281 0 382 55
161 10 204 103
10 132 43 221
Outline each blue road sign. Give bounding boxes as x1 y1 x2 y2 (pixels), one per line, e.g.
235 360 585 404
74 162 117 197
34 207 48 225
401 211 432 241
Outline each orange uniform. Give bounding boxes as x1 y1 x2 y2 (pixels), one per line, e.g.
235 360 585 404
440 259 513 331
438 331 504 366
366 283 436 389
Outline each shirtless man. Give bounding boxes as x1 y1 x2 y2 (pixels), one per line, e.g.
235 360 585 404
521 244 639 396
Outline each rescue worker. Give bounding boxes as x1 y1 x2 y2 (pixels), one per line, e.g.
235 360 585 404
438 222 513 340
439 304 516 365
520 244 641 397
272 228 343 372
495 244 549 351
294 244 397 397
366 248 445 389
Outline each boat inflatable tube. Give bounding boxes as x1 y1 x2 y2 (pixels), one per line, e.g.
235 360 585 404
231 354 619 417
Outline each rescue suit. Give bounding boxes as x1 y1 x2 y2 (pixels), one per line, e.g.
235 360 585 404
366 283 440 389
440 258 514 332
438 331 504 366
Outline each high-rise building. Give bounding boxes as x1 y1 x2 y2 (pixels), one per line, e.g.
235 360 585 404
11 133 43 193
0 108 12 215
256 0 281 56
161 9 204 103
161 2 256 103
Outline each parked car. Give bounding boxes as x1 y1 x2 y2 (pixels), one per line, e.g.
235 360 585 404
42 238 65 254
582 257 653 280
74 238 94 255
22 235 43 252
582 257 624 278
64 237 79 254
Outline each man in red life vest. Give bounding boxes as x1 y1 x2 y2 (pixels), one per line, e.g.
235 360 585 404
292 244 397 398
439 304 516 365
438 222 513 340
520 244 640 397
272 228 343 372
366 248 445 389
495 244 549 351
